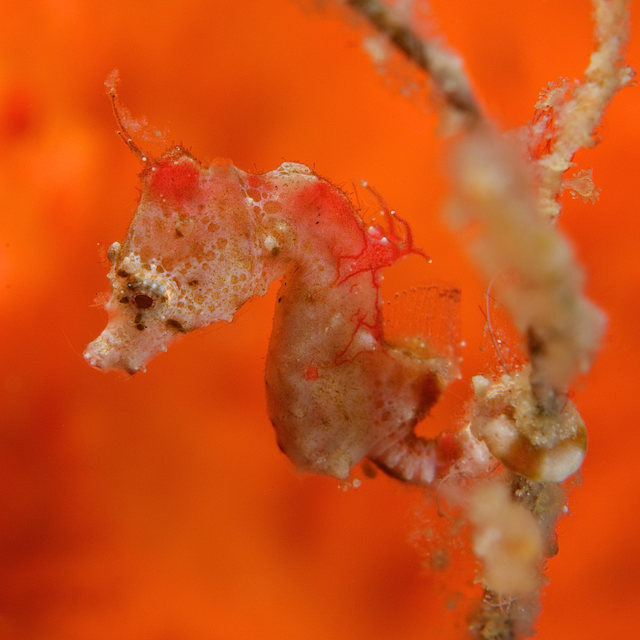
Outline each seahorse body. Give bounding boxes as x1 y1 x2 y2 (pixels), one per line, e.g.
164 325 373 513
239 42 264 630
86 146 460 483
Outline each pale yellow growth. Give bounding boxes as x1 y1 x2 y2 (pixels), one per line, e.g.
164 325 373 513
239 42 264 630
471 369 587 482
469 481 542 596
563 167 601 204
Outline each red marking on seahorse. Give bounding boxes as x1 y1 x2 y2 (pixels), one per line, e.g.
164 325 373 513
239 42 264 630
303 364 320 381
248 174 265 189
148 156 200 205
336 187 427 285
436 431 462 465
333 308 381 366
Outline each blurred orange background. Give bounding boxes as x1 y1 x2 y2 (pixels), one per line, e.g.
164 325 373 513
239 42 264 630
1 1 638 638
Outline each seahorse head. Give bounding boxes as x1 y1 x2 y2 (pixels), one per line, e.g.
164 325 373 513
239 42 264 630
84 148 267 373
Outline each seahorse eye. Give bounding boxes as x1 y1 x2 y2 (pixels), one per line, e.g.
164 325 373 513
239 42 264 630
133 294 154 309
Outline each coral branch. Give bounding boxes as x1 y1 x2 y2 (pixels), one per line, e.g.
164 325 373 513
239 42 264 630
328 0 630 635
342 0 484 130
449 129 606 410
536 0 634 220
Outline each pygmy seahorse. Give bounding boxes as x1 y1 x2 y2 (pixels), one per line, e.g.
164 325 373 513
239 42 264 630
85 84 467 484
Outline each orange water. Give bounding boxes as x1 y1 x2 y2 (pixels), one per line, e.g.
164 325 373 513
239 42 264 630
0 1 638 638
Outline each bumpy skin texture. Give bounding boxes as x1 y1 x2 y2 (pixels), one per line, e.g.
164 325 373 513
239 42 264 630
86 147 459 482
